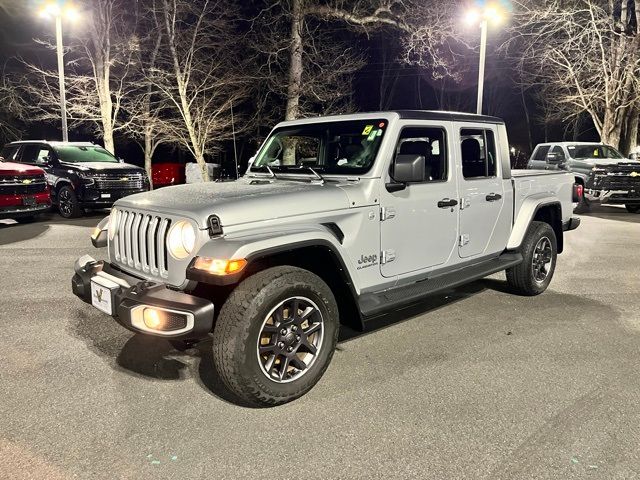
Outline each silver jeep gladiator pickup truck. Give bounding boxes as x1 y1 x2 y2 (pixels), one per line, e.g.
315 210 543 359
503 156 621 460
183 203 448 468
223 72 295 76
72 110 580 406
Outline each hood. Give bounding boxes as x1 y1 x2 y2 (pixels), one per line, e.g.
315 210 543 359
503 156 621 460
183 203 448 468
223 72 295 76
116 178 352 228
0 161 45 176
59 161 144 173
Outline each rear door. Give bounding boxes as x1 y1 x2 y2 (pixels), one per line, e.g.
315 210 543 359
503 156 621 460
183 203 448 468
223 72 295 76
457 124 507 259
379 122 459 278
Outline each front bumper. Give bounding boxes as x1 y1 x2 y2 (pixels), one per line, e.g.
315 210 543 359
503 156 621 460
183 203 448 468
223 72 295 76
72 255 214 339
0 202 51 219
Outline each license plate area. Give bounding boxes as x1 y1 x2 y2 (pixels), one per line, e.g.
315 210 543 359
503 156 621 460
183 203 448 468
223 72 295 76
22 196 36 206
91 276 119 315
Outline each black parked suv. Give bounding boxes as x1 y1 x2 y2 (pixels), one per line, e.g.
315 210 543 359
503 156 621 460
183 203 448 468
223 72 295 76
0 141 149 218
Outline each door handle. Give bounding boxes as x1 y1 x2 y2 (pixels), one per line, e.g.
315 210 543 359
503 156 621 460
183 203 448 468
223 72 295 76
437 198 458 208
485 193 502 202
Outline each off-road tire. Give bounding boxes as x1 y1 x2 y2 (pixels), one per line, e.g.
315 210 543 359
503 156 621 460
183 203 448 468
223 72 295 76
212 266 339 407
625 204 640 214
506 221 557 296
57 185 82 219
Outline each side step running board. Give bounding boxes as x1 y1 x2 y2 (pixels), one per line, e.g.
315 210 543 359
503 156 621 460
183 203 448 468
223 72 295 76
358 253 523 317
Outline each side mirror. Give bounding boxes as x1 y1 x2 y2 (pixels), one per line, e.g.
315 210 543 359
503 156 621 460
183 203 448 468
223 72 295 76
118 157 125 163
392 154 425 183
546 152 562 164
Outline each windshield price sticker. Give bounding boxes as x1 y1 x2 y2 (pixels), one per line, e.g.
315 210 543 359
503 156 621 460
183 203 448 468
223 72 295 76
362 125 373 135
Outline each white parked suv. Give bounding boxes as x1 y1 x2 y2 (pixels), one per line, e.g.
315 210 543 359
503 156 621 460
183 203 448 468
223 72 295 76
73 111 581 406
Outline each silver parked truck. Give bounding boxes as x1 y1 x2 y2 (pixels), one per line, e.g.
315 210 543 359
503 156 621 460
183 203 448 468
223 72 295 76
73 111 581 406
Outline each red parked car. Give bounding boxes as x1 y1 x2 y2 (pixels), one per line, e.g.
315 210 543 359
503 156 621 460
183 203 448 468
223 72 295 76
0 160 51 222
151 162 185 187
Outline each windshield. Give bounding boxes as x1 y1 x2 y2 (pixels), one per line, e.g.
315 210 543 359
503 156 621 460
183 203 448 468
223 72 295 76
567 144 624 160
251 119 388 175
54 145 119 163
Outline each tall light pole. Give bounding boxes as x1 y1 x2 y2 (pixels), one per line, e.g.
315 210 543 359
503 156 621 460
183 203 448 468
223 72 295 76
39 2 79 142
465 6 503 115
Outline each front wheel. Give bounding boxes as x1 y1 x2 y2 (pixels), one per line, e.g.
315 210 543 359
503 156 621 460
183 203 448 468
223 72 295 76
212 266 339 407
625 204 640 214
57 186 82 218
506 221 557 296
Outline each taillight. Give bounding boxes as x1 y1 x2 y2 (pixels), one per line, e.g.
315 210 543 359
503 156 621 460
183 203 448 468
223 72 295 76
573 184 584 202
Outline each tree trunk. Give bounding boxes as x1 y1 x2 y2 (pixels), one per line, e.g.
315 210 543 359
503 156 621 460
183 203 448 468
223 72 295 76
600 108 624 149
144 126 153 189
619 109 639 156
285 0 304 121
519 85 533 152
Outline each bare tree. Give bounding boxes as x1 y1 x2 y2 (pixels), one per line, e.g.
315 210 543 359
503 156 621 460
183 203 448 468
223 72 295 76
507 0 640 153
12 0 136 153
148 0 250 181
252 0 457 121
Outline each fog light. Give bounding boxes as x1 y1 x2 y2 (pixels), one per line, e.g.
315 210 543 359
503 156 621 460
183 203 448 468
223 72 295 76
143 308 163 329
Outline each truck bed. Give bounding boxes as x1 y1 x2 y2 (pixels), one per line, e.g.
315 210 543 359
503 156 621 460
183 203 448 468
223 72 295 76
511 168 575 226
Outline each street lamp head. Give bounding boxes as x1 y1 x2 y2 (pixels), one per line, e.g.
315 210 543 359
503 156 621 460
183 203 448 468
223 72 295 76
484 6 504 25
38 2 61 19
38 2 80 21
464 9 481 26
464 4 505 26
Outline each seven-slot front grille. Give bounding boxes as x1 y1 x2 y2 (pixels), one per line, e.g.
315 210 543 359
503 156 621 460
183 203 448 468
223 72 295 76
0 174 47 195
113 209 172 279
93 172 146 190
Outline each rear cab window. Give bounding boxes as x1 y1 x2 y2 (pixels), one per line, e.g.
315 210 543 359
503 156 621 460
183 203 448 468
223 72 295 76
531 145 551 162
460 128 497 179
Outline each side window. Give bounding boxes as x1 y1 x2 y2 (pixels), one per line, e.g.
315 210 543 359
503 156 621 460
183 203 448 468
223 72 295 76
35 147 52 166
550 145 565 160
532 145 550 161
0 145 20 161
19 145 40 164
460 129 497 179
394 127 448 182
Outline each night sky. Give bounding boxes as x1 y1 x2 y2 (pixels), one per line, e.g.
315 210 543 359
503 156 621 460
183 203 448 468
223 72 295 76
0 0 598 169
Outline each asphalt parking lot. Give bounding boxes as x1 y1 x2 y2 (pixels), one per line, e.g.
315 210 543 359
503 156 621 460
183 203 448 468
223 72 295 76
1 206 639 480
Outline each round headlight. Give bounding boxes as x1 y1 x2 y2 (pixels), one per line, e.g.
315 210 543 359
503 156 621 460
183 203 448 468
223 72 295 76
167 221 196 259
108 207 119 240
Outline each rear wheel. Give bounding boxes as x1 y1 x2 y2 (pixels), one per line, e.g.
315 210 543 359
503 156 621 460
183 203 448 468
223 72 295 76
57 186 82 218
212 266 339 407
506 221 557 296
625 204 640 214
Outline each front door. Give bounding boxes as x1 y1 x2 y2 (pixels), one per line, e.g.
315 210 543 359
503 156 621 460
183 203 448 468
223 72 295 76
457 125 506 258
379 123 459 278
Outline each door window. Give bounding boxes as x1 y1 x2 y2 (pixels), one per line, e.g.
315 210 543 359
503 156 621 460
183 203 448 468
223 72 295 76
1 145 20 161
550 145 565 161
19 145 41 164
394 127 448 182
460 129 497 179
